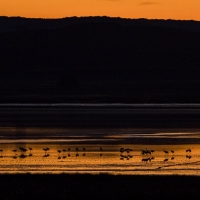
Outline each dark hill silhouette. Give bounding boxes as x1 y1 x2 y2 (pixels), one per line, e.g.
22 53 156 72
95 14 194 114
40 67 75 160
0 16 200 103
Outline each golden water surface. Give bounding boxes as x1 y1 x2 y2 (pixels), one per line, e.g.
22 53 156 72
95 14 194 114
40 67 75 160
0 142 200 175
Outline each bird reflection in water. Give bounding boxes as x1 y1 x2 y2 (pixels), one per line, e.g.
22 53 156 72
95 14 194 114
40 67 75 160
186 155 192 159
68 148 71 157
28 147 33 156
100 147 103 157
83 148 86 156
120 147 133 160
0 149 3 158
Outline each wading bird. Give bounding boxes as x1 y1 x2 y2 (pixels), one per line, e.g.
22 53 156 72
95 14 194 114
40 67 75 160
100 147 103 157
186 155 192 159
63 149 67 152
19 147 27 153
120 154 128 159
186 148 191 153
0 150 3 157
142 158 151 162
67 148 71 156
83 148 86 156
19 154 27 158
43 148 49 155
163 149 169 154
29 147 32 153
13 154 17 159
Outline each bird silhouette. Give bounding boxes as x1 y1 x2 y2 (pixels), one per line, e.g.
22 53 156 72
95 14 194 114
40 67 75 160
43 154 49 158
23 148 27 153
142 148 151 155
100 147 103 157
82 148 86 156
124 148 129 153
43 148 48 155
120 154 128 159
128 155 133 158
19 154 27 158
13 154 17 159
67 148 71 156
186 155 192 159
142 158 151 162
19 147 27 153
163 149 169 154
186 148 191 153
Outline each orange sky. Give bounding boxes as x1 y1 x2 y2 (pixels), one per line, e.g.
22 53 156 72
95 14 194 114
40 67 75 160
0 0 200 21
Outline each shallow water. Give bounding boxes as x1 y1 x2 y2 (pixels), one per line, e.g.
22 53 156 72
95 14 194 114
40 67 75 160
1 104 200 175
0 142 200 175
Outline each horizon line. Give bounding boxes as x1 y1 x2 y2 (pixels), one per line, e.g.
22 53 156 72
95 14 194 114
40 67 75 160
0 15 199 22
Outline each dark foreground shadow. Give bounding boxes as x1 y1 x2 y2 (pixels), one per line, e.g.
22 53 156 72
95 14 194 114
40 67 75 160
1 174 200 199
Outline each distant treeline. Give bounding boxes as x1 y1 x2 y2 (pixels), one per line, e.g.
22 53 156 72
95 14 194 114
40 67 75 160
0 16 200 103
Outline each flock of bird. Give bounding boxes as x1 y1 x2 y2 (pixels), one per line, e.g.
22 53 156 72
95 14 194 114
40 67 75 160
0 147 193 162
119 147 192 162
0 147 104 159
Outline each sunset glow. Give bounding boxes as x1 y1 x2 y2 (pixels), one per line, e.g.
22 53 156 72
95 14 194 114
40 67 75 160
0 0 200 20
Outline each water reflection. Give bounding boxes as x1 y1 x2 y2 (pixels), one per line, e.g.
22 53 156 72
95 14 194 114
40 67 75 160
0 143 200 175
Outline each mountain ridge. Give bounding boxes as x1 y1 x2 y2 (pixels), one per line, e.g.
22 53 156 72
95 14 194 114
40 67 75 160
0 16 200 103
1 16 200 33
